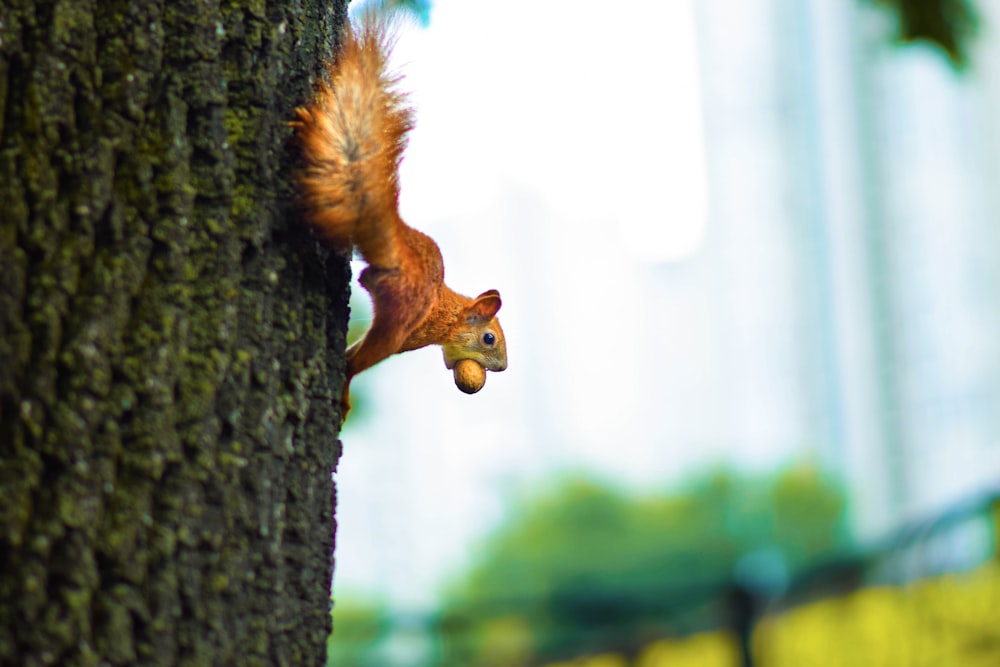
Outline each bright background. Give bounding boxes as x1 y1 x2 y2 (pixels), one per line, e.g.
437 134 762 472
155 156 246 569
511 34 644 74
332 0 1000 644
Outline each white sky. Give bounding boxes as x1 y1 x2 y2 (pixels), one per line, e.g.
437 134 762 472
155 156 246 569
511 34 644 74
389 0 709 262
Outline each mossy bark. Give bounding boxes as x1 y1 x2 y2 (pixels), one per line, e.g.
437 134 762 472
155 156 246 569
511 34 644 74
0 0 349 664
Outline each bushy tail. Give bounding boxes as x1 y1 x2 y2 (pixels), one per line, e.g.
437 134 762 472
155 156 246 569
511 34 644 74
292 18 413 260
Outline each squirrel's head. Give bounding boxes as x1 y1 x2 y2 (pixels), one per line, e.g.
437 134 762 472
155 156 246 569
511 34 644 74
443 289 507 373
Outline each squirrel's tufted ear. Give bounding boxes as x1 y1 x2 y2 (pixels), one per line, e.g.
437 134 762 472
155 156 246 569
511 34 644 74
465 290 501 323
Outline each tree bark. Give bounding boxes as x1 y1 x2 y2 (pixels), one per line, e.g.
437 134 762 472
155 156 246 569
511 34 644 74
0 0 349 664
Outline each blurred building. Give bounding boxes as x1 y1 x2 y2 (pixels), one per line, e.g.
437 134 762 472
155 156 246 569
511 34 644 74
690 0 1000 539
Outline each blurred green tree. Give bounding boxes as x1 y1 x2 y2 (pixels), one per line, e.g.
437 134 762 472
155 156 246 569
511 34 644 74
435 467 849 667
327 598 388 667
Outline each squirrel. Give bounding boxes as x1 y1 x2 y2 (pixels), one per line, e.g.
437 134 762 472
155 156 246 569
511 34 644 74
291 17 507 420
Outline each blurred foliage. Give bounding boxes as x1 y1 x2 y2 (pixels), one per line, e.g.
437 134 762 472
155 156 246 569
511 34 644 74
756 561 1000 666
632 633 739 667
544 632 739 667
435 466 849 667
327 598 388 666
876 0 979 66
327 474 998 666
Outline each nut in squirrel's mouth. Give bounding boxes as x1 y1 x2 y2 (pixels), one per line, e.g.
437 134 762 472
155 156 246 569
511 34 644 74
453 359 486 394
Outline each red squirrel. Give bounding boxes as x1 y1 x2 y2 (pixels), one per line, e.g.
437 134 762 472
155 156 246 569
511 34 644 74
291 18 507 420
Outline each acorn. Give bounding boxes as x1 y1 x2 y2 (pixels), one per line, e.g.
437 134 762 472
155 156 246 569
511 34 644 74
453 359 486 394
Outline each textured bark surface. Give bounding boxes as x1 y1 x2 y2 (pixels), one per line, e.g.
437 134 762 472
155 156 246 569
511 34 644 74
0 0 349 664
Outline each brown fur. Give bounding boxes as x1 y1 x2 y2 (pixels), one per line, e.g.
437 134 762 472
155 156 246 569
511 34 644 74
291 18 506 418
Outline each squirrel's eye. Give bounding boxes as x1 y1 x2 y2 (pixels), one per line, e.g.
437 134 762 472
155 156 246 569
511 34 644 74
483 332 495 346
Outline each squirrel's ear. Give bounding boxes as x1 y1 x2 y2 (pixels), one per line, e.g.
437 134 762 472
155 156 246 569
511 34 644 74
466 290 501 323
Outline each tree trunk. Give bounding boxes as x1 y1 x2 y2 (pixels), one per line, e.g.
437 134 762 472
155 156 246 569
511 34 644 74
0 0 349 664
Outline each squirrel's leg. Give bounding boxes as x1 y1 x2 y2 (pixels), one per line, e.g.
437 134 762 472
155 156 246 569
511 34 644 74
346 265 424 379
338 264 429 422
339 320 408 423
345 314 411 380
